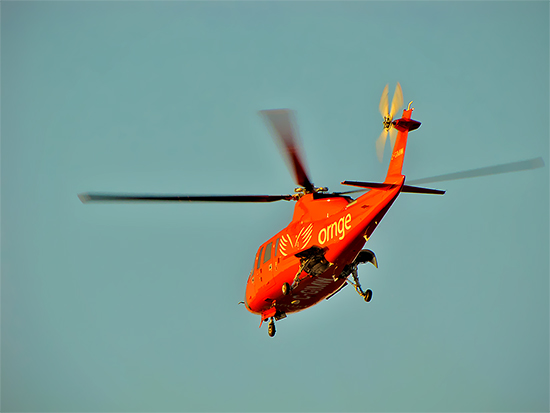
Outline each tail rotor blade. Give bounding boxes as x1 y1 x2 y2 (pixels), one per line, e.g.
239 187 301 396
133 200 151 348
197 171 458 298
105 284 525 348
379 84 389 118
389 82 403 120
376 130 388 162
260 109 314 192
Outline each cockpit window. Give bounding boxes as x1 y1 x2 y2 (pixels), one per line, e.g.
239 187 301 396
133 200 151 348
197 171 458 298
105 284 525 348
256 246 264 269
263 242 272 263
274 238 279 257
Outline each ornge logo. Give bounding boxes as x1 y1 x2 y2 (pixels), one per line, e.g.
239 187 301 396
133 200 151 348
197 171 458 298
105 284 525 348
279 224 314 257
318 213 352 245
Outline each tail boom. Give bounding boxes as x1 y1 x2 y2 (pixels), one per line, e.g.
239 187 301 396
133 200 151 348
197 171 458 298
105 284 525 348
385 107 421 181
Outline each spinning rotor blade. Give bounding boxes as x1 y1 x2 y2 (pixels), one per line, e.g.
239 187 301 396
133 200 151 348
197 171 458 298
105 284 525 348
389 82 403 120
406 157 545 185
379 84 389 118
376 130 388 162
78 193 293 203
260 109 314 192
376 83 403 163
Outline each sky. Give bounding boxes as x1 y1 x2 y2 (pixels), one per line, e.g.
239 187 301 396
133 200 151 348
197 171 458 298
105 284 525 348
1 1 548 412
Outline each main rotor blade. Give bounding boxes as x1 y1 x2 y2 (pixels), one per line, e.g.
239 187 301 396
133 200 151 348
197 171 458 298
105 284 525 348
389 82 403 120
78 193 293 203
406 157 545 185
260 109 314 192
379 84 389 118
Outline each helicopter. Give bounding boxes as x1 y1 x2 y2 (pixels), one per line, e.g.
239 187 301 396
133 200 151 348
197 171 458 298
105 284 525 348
78 84 544 337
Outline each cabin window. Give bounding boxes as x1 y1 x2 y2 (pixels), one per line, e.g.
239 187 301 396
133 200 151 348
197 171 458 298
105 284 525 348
256 246 264 269
263 242 272 263
274 238 280 257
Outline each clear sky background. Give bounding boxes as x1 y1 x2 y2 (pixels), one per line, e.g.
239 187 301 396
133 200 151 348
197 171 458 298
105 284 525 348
2 1 548 412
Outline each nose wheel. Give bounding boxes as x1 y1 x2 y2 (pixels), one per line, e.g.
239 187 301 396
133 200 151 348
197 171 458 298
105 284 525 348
267 318 276 337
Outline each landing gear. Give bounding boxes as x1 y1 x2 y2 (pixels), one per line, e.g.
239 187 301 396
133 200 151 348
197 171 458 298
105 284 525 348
295 246 332 276
347 266 373 302
261 311 285 337
340 249 377 302
289 246 332 292
267 318 276 337
290 266 303 291
364 288 373 302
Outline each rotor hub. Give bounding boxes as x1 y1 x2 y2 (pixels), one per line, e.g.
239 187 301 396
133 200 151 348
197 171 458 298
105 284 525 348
382 116 393 131
293 185 329 199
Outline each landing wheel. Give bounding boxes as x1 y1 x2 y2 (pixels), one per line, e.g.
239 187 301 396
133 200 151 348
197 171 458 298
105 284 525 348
364 289 373 302
282 282 290 296
268 319 276 337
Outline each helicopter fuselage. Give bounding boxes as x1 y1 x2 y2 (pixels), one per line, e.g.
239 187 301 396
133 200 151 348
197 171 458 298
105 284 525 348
245 175 403 322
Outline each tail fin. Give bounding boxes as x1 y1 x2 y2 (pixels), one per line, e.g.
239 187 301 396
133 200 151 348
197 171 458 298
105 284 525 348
385 105 421 182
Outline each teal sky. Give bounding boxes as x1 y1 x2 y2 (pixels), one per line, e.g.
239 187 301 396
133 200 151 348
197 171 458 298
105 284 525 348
2 1 548 412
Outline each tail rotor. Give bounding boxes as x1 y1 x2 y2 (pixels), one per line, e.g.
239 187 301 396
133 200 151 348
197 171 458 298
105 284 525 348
376 83 403 162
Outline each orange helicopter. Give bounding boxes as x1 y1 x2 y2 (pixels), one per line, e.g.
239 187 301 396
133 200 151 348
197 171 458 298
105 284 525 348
79 84 544 337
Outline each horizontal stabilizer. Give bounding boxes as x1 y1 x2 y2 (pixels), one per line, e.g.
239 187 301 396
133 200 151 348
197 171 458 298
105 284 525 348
401 185 445 195
341 181 445 195
340 181 398 190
